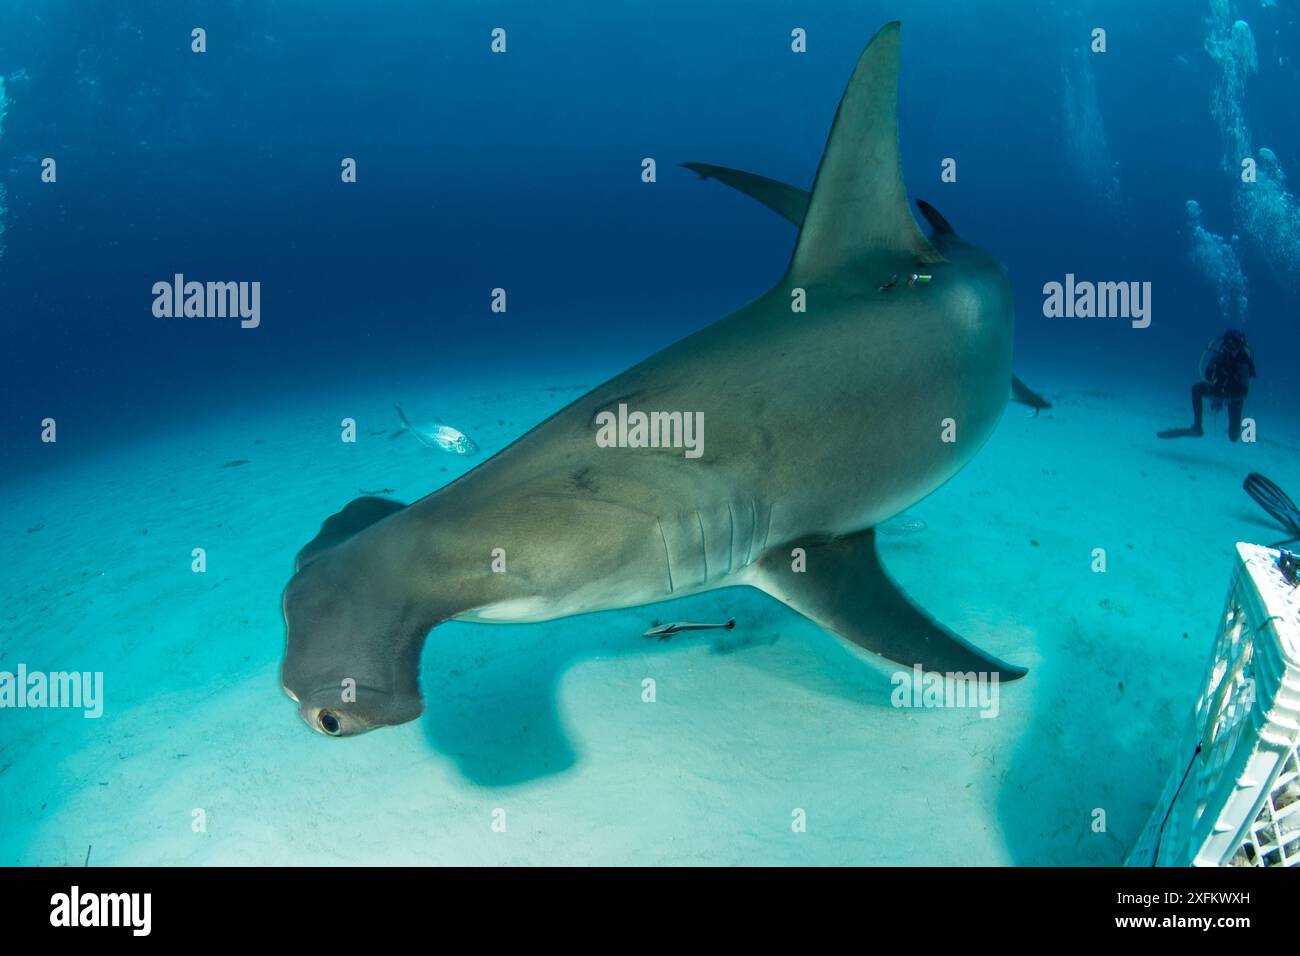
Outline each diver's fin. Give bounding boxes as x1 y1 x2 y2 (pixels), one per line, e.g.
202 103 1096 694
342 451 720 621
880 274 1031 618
682 162 809 227
753 528 1027 680
1011 375 1051 414
915 199 957 239
295 496 407 571
788 22 944 283
1244 472 1300 539
1156 427 1203 440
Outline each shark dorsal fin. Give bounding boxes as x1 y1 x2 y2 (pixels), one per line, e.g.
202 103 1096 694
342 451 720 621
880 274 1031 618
788 22 943 282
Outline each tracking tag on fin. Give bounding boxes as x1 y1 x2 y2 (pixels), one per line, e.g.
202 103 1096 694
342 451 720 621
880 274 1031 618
754 529 1027 680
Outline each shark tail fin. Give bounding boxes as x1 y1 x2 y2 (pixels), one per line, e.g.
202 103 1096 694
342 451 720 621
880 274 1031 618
753 529 1027 681
788 22 943 284
394 404 412 430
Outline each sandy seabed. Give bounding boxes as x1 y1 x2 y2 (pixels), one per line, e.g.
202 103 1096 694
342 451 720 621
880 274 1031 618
2 370 1295 866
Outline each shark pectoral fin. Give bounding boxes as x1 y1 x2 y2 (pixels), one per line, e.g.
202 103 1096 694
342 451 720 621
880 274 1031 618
788 21 944 283
754 529 1027 680
681 162 810 227
295 496 407 571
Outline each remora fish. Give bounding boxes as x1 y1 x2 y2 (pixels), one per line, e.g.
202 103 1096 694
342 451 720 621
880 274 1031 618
643 619 736 639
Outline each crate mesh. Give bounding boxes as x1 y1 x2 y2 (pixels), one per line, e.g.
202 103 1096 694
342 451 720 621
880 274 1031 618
1127 543 1300 867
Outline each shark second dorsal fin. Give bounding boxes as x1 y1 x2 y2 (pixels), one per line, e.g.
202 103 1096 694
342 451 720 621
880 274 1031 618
915 199 957 239
788 22 943 282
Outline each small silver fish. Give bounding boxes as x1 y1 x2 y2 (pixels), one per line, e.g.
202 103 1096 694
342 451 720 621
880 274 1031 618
394 404 479 455
643 619 735 640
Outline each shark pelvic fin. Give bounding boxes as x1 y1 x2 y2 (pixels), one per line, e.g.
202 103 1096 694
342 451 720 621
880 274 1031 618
1010 375 1051 414
788 21 944 282
753 528 1027 680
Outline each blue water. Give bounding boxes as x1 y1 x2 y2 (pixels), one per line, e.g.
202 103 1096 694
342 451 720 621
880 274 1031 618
2 1 1298 865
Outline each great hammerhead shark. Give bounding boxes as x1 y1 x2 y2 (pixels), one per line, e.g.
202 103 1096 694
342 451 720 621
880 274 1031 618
281 22 1031 737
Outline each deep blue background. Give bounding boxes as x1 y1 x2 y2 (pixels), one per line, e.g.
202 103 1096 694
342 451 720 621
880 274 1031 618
1 0 1297 471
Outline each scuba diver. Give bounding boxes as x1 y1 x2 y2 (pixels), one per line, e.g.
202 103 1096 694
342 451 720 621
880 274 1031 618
1157 329 1256 442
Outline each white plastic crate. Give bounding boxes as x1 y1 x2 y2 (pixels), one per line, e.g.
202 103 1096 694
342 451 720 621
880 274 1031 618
1127 543 1300 867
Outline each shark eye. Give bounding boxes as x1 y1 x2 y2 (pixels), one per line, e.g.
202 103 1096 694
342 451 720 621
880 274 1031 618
318 710 342 736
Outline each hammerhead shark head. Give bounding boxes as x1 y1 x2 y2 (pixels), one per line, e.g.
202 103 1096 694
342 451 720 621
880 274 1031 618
282 22 1029 737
